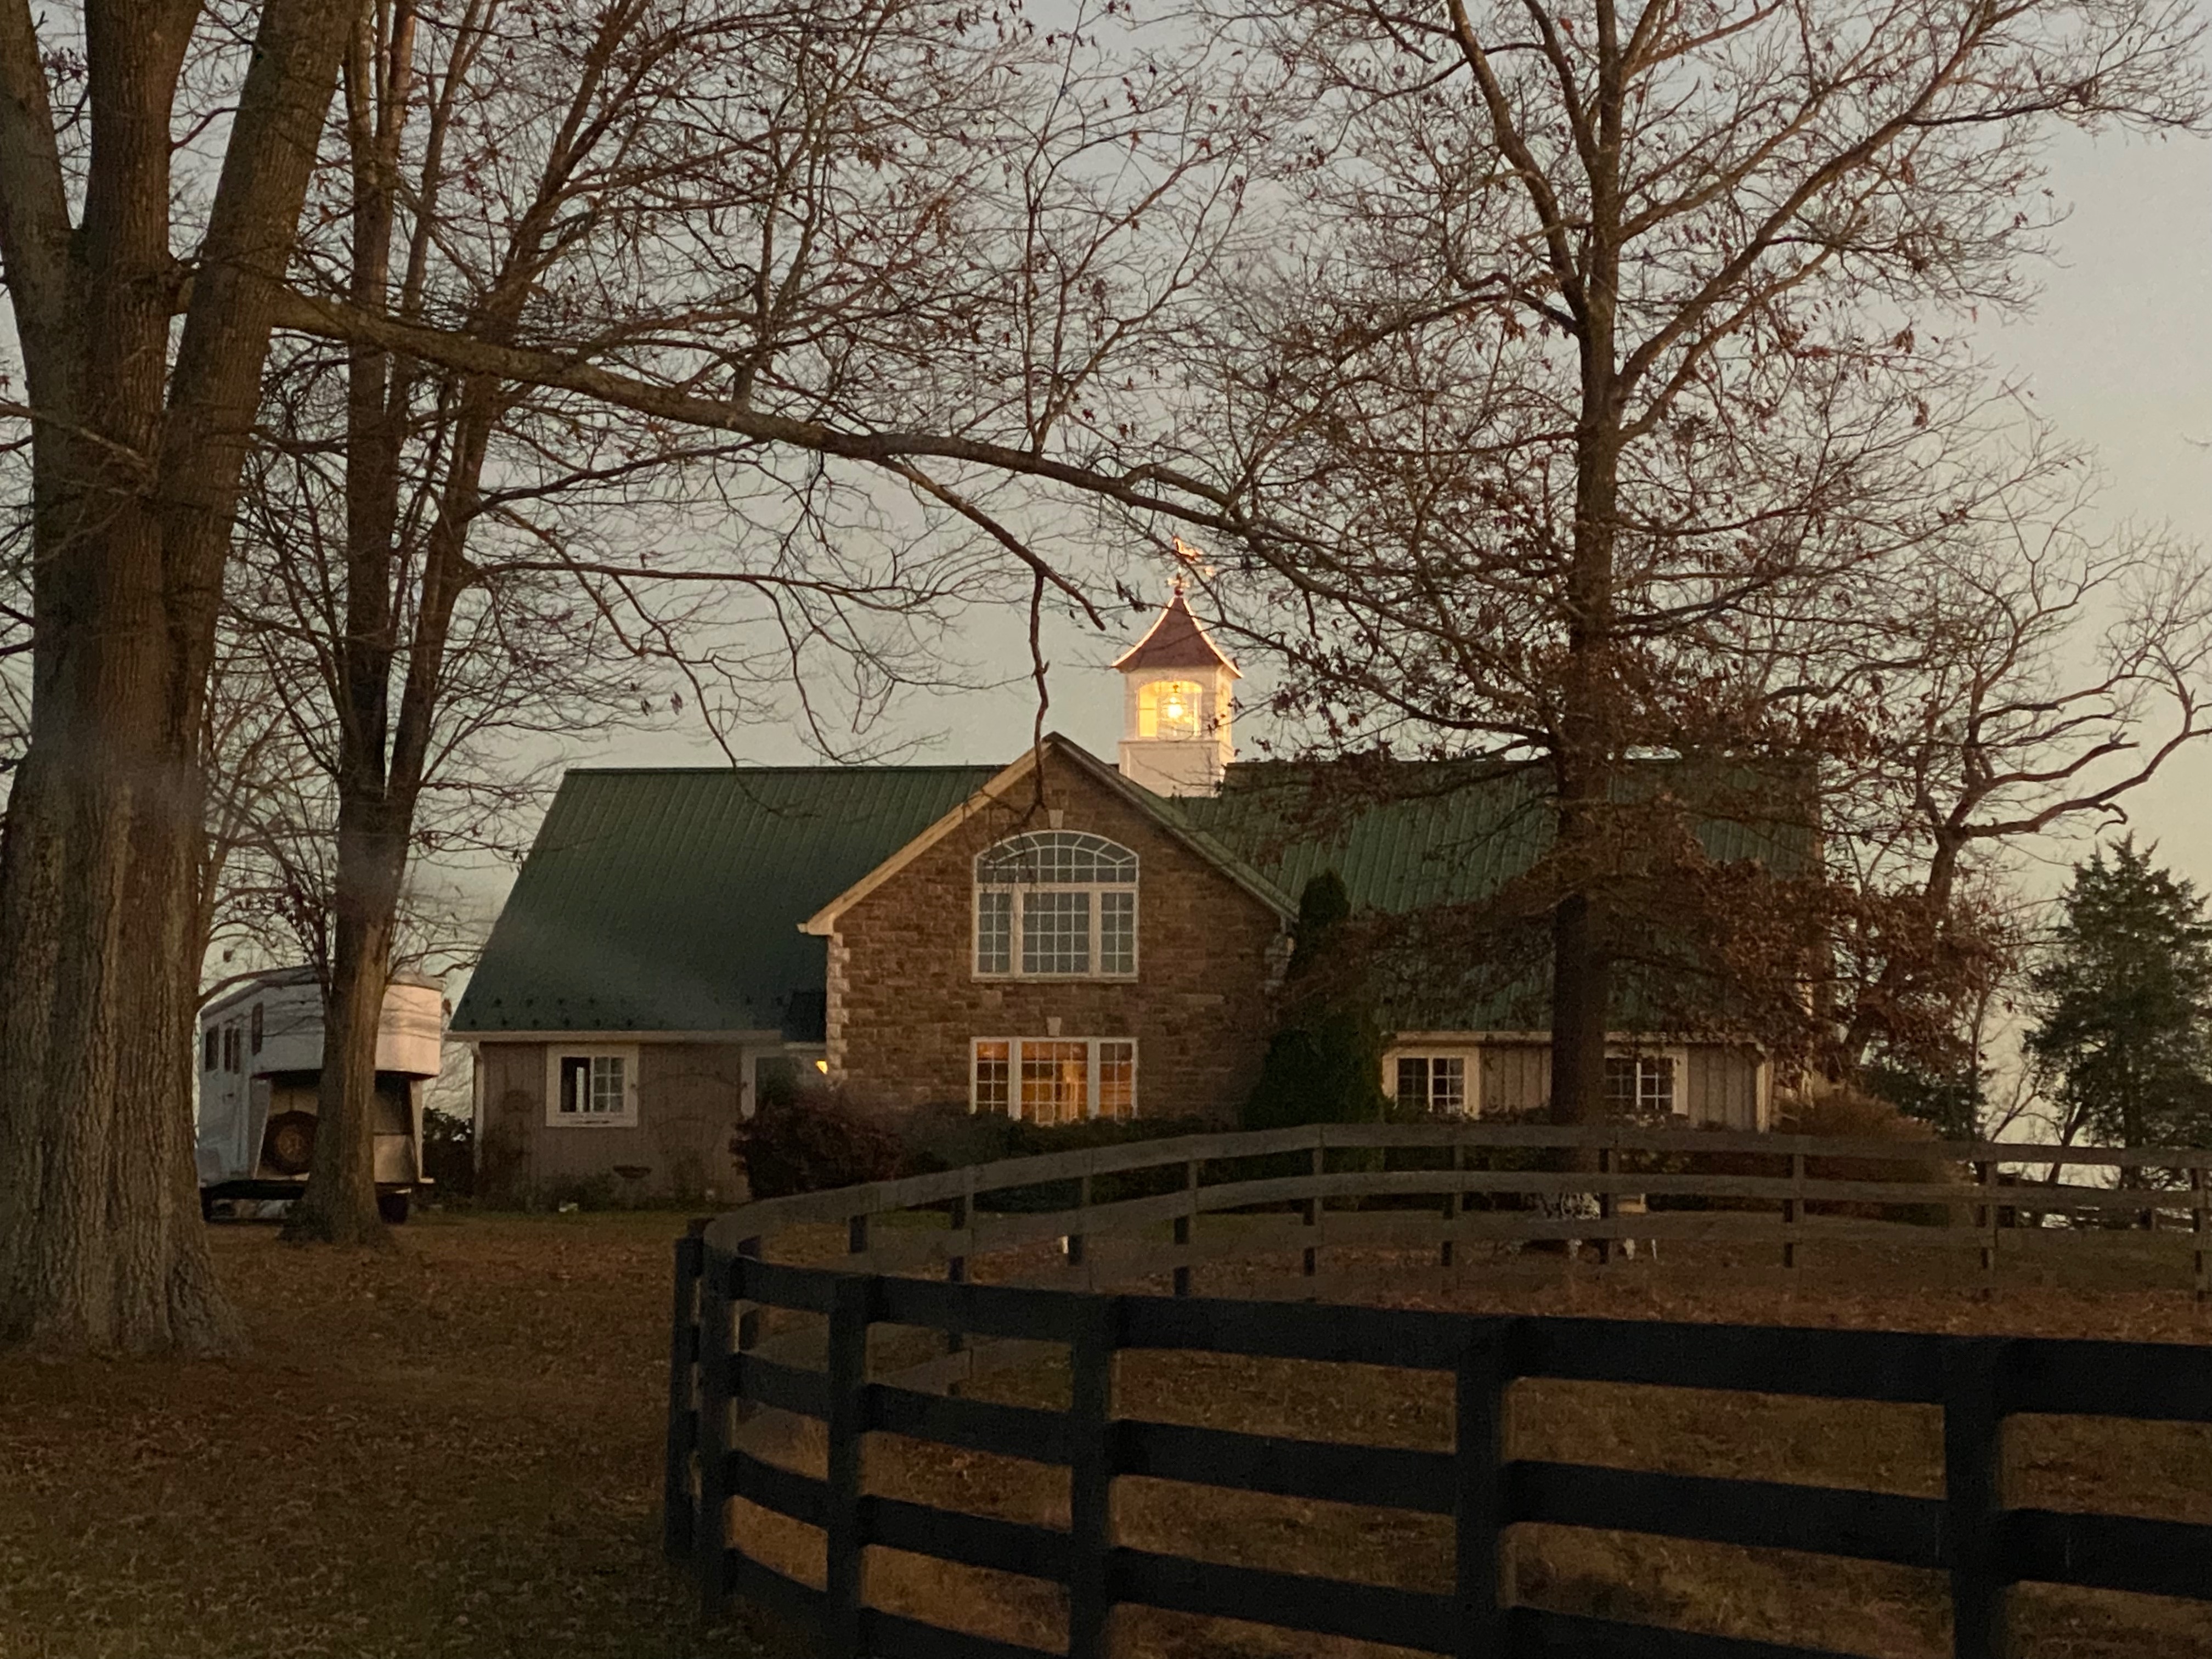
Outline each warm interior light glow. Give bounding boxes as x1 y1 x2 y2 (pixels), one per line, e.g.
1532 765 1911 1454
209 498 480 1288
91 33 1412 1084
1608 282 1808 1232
1138 679 1201 740
814 1059 829 1074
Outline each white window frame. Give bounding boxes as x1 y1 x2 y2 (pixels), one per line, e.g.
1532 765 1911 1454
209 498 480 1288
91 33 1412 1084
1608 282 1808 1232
972 832 1139 981
545 1045 641 1128
970 1037 1138 1122
1604 1048 1689 1119
1388 1050 1474 1116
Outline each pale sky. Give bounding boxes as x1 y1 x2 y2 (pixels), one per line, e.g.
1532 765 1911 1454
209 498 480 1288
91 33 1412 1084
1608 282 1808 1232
581 108 2212 905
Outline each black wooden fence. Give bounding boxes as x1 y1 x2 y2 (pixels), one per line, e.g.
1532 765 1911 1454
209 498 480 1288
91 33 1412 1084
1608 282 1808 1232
666 1238 2212 1659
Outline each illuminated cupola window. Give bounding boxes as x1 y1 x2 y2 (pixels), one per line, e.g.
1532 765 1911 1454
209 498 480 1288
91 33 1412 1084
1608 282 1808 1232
1113 580 1239 796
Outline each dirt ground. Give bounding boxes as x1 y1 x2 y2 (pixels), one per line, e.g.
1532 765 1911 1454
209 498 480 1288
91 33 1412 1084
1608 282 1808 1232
4 1212 2208 1659
0 1212 760 1659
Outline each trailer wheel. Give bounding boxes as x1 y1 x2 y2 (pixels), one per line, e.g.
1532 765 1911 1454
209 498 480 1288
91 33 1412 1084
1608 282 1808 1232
377 1191 411 1226
262 1112 317 1177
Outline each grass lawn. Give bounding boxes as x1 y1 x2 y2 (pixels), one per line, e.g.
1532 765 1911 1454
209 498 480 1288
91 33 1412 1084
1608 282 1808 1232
6 1211 2209 1658
0 1211 763 1659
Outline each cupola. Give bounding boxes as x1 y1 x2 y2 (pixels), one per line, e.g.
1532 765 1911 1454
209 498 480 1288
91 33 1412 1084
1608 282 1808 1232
1113 580 1239 795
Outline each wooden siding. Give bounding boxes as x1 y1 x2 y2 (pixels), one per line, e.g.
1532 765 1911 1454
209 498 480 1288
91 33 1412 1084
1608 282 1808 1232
475 1040 748 1204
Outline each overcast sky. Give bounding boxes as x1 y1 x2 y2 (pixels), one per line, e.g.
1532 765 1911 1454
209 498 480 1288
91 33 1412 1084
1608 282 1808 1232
574 104 2211 908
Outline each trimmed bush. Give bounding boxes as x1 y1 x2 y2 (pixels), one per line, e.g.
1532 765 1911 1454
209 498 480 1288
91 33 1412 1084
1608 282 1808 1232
730 1083 906 1200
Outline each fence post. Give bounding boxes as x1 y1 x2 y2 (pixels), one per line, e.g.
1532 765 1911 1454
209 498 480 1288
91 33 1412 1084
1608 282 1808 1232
1783 1151 1805 1272
1068 1171 1092 1269
1305 1141 1324 1278
1596 1145 1616 1267
1943 1338 2010 1659
1454 1318 1513 1659
663 1221 708 1562
1974 1160 1996 1280
1068 1295 1122 1659
692 1239 746 1618
946 1169 974 1361
825 1274 874 1659
1173 1159 1198 1297
1442 1138 1466 1269
2194 1165 2208 1302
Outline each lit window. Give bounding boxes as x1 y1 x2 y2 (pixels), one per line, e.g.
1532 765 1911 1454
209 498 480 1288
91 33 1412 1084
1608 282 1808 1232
1097 1041 1136 1120
1138 679 1203 739
546 1047 639 1126
1021 1041 1090 1124
973 1041 1011 1116
1605 1055 1677 1116
971 1037 1138 1121
973 832 1138 978
1393 1054 1467 1115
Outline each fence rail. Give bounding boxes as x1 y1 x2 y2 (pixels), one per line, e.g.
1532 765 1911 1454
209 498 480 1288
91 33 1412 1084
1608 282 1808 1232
666 1123 2212 1658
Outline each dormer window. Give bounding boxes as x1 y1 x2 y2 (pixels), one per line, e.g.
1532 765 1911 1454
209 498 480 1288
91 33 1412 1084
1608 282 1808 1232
1138 679 1202 740
974 831 1138 978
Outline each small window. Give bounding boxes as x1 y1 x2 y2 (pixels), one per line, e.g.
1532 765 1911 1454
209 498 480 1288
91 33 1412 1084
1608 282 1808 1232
1138 679 1203 739
250 1002 264 1056
546 1048 638 1126
203 1027 220 1072
1605 1055 1677 1116
971 1037 1137 1122
223 1024 241 1074
1393 1054 1466 1115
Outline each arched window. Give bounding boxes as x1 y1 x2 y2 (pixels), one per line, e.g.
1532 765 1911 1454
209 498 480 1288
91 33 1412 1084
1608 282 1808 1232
1137 679 1203 740
974 831 1138 977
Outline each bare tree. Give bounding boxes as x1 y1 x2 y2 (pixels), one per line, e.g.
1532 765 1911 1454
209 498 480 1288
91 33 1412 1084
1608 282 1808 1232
0 0 360 1352
1170 0 2206 1121
1 0 1268 1344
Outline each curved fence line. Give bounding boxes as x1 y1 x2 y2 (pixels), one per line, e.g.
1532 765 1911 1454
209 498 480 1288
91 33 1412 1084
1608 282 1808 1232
666 1124 2212 1659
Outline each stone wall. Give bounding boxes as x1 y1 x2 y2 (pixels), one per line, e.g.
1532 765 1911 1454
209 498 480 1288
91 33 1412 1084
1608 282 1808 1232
828 754 1286 1122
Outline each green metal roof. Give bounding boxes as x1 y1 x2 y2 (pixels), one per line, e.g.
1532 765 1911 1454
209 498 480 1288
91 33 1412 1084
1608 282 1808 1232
1173 759 1810 915
453 752 1813 1039
450 766 992 1037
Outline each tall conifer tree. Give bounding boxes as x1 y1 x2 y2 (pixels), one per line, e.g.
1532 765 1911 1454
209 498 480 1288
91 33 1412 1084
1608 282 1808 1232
2028 837 2212 1153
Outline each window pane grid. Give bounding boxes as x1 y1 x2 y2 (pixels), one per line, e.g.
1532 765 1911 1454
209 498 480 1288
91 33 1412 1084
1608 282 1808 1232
1097 1042 1136 1120
973 1041 1011 1116
1395 1055 1468 1115
973 1038 1138 1121
589 1056 625 1114
976 890 1012 974
1020 1041 1090 1124
976 831 1137 885
1605 1056 1675 1115
1021 890 1091 975
1099 890 1136 975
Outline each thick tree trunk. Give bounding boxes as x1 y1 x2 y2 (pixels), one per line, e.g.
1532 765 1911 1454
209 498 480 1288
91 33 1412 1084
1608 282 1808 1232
0 0 354 1352
285 809 407 1245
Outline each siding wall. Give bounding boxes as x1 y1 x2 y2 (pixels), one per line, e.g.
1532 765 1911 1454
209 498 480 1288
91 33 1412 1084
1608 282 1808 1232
1393 1039 1768 1128
475 1039 747 1204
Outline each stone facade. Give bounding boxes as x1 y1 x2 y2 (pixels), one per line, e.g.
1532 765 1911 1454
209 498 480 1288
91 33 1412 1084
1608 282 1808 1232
823 752 1288 1121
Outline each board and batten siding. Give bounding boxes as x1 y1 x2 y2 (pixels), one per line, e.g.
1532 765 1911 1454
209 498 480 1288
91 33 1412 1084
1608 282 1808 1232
1401 1039 1768 1128
473 1039 748 1204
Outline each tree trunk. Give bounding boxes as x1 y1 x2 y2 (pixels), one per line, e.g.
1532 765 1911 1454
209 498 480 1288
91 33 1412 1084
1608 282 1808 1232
285 802 409 1245
0 0 355 1352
